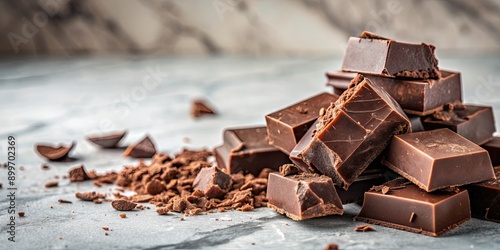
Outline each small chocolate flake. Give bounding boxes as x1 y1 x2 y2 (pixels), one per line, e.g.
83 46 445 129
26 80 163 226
354 224 375 232
45 181 59 188
35 142 75 161
381 186 390 195
58 199 72 204
18 212 25 217
102 226 109 231
191 99 217 118
111 199 137 211
41 164 50 170
119 213 126 218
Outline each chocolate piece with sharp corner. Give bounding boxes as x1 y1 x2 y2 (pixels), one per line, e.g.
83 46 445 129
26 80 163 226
266 92 338 154
87 130 127 148
482 137 500 165
342 33 440 79
266 172 343 220
299 75 411 189
422 104 496 145
355 178 471 237
214 127 291 176
466 166 500 222
193 166 232 198
35 141 75 161
383 128 496 192
123 135 156 158
326 70 462 116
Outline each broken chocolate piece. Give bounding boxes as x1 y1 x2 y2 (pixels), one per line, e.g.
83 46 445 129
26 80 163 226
422 105 496 145
342 33 439 79
279 164 301 176
326 70 462 116
299 75 411 189
482 137 500 165
193 166 231 198
266 172 343 220
123 135 157 158
466 166 500 222
265 92 338 154
334 168 387 204
354 224 375 232
34 141 75 161
191 99 217 118
383 128 495 192
355 178 471 237
69 164 90 182
75 192 105 201
111 199 137 211
87 130 127 148
290 120 319 173
214 126 291 175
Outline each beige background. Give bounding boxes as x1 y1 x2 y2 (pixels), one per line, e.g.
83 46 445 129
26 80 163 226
1 0 500 56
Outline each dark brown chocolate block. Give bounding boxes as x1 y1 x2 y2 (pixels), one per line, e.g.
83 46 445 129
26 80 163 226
466 166 500 222
422 104 496 145
341 34 439 79
267 172 343 220
335 169 387 205
383 128 496 192
326 70 462 116
355 178 471 237
482 137 500 165
214 127 291 176
266 92 338 154
299 75 411 189
87 130 127 148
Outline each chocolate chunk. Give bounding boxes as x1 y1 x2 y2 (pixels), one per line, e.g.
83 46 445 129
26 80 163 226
342 33 439 79
87 130 127 148
326 70 462 116
324 243 339 250
69 164 90 182
146 179 166 195
193 166 231 198
75 191 105 201
383 128 496 192
266 173 343 220
355 178 471 237
354 224 375 232
111 199 137 211
34 141 75 161
466 166 500 222
214 126 291 175
123 135 157 158
299 75 411 189
45 181 59 188
156 207 170 215
482 137 500 165
422 105 495 145
265 92 338 154
191 99 217 118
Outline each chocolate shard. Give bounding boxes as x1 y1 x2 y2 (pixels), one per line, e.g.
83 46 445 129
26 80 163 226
111 199 137 211
86 130 127 148
266 172 343 220
482 137 500 165
326 70 462 116
193 166 232 198
191 99 217 118
355 178 471 237
265 92 338 154
34 141 75 161
466 166 500 222
123 135 157 158
422 104 496 145
342 32 440 79
213 126 291 175
383 128 496 192
299 75 411 189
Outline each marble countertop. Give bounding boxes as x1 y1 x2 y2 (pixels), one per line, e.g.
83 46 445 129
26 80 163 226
0 55 499 249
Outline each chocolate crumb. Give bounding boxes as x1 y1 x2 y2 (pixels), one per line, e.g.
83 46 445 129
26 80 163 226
35 142 75 161
69 165 90 182
19 166 25 171
75 192 105 201
180 217 185 221
58 199 72 204
104 232 109 236
324 243 339 250
237 204 254 211
354 224 375 232
119 213 126 218
191 99 217 118
381 186 390 195
279 164 301 176
18 212 25 217
41 164 50 170
102 226 109 231
156 207 170 215
45 181 59 188
50 205 54 209
409 212 416 222
123 135 157 158
111 199 137 211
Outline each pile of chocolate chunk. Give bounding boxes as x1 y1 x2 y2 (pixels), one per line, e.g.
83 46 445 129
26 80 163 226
214 31 500 237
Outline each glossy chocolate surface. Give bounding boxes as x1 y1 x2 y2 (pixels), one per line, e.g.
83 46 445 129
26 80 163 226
266 93 338 154
299 75 411 189
266 172 343 220
383 128 496 192
214 126 291 175
326 70 462 116
356 178 471 237
423 104 496 145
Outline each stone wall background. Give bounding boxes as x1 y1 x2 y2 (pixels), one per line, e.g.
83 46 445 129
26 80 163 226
1 0 500 56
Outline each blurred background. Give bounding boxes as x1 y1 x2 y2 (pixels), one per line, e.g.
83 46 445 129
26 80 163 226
1 0 500 56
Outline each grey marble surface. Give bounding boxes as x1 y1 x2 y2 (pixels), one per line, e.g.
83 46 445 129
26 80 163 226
0 55 499 249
